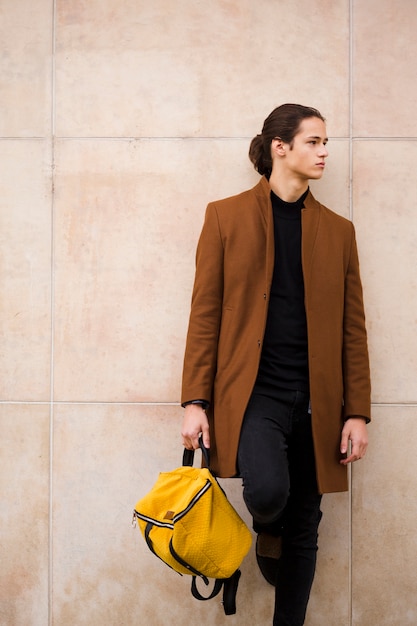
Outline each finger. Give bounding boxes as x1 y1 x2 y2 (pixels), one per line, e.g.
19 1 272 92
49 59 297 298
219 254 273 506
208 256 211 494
182 437 194 450
340 430 349 455
186 435 200 450
340 443 363 465
181 431 199 450
201 426 210 449
192 434 202 449
340 452 357 465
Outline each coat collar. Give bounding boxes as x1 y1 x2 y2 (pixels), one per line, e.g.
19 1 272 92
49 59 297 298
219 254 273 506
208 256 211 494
253 174 321 213
252 175 321 282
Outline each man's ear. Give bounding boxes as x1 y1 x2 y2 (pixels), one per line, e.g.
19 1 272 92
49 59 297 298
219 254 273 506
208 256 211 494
271 137 286 157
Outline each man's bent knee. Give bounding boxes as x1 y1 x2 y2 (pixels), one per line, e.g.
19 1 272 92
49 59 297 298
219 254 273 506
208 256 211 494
243 483 288 526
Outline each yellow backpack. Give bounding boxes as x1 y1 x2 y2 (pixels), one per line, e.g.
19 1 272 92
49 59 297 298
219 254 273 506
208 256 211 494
133 438 252 615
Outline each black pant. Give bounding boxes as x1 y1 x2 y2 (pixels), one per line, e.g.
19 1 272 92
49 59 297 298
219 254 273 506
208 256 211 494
237 387 322 626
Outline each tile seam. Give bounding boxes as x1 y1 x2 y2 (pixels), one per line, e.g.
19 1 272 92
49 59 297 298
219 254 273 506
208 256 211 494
48 1 57 625
1 400 415 407
2 135 415 141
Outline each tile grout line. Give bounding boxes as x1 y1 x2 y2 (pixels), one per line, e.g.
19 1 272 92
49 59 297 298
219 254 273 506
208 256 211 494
1 400 415 407
2 135 414 142
20 135 417 141
49 2 57 624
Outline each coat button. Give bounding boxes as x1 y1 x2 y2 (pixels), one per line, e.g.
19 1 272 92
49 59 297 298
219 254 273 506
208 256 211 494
263 293 266 299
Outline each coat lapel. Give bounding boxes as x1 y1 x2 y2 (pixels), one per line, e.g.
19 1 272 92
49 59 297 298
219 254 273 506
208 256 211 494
254 177 275 286
301 192 321 281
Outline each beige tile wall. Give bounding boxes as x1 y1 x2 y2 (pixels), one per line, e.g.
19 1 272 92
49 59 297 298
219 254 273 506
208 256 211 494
1 1 416 624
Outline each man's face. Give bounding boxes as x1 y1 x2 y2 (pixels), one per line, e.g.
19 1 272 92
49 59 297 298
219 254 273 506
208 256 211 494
281 117 329 181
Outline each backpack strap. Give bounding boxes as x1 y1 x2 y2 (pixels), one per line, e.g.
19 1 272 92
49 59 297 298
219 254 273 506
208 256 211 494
182 436 210 468
190 569 241 616
222 569 241 615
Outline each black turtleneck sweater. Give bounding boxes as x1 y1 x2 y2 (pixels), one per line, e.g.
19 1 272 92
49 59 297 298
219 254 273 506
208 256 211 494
255 188 310 393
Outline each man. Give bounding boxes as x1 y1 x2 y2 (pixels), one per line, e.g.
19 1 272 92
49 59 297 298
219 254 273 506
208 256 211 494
181 104 370 625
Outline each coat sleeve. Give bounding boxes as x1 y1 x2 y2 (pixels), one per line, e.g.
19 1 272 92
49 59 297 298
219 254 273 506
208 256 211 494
181 203 224 404
342 224 371 421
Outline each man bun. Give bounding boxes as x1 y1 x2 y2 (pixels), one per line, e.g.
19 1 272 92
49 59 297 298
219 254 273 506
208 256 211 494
249 133 272 178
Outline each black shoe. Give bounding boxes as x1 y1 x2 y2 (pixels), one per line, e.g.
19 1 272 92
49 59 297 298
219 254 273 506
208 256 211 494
256 534 282 586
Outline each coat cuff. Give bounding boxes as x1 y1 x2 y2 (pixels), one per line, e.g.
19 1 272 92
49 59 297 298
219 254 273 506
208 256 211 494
181 399 210 410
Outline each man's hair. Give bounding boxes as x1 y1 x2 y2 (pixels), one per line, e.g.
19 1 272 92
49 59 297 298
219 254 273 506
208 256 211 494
249 104 325 179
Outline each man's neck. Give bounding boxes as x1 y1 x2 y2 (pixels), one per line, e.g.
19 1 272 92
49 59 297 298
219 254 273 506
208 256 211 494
269 171 309 203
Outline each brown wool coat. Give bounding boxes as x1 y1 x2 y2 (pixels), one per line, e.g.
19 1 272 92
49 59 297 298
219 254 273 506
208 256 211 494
181 176 371 493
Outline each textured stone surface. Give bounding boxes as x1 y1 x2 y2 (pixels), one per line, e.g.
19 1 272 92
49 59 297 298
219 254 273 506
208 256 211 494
1 1 416 624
